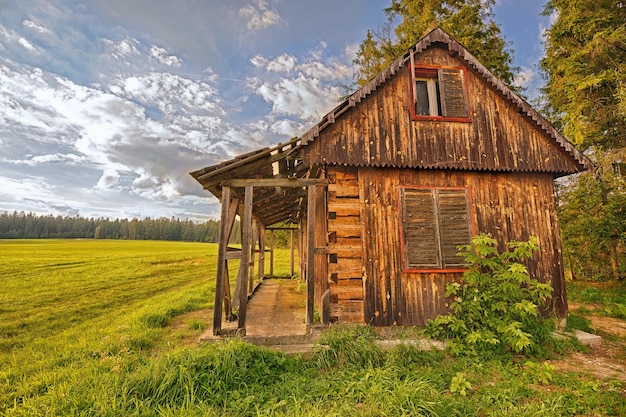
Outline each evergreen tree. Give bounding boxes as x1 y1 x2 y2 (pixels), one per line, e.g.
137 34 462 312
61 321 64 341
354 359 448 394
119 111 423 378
557 152 626 281
541 0 626 281
541 0 626 150
354 0 517 88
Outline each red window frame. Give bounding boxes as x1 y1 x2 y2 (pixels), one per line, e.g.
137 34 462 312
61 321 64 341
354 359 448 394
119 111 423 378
398 186 476 273
408 64 472 123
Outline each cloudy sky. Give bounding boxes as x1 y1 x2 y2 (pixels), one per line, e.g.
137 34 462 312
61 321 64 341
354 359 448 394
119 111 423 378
0 0 551 221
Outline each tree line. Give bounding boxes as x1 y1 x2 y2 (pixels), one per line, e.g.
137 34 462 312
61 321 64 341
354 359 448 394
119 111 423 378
353 0 625 280
0 211 298 248
0 211 222 242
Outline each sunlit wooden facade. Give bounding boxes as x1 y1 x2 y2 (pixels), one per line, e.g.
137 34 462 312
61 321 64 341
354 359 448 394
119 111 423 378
191 27 592 335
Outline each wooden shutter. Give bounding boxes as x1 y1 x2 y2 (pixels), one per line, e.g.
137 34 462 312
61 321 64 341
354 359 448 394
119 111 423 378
437 190 471 268
438 69 468 118
402 189 439 269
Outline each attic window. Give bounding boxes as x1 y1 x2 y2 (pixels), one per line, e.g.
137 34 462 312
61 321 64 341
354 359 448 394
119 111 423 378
410 66 470 121
400 187 474 271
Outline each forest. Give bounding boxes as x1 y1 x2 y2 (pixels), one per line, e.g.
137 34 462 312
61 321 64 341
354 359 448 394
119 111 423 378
0 211 222 242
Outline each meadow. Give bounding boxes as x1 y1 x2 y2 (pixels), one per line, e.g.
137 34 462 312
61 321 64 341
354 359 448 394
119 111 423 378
1 239 625 416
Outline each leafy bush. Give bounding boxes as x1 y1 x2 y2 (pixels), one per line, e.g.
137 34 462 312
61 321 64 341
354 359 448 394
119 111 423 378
424 234 554 356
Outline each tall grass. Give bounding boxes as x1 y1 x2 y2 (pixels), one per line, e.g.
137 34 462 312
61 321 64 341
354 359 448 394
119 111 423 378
1 240 625 416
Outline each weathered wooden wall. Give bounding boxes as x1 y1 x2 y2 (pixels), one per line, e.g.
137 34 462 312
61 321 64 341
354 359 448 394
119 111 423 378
303 46 580 176
314 181 328 316
326 167 365 322
358 167 566 326
324 166 566 326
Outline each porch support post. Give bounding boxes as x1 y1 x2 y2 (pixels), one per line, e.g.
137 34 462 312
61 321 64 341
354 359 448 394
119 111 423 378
269 229 275 277
237 185 254 332
290 229 295 277
306 184 316 326
248 219 257 294
213 186 231 335
258 224 265 280
222 197 240 320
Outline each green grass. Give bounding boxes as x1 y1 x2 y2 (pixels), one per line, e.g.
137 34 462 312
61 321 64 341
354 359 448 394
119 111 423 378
567 281 626 320
1 240 625 416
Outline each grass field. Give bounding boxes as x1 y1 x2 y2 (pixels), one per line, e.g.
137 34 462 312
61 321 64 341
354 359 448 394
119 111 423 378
1 239 625 416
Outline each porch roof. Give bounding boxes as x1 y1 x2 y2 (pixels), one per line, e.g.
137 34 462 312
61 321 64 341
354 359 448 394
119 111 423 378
189 136 311 226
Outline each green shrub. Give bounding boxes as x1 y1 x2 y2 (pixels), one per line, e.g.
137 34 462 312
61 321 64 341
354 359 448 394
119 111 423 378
423 234 554 356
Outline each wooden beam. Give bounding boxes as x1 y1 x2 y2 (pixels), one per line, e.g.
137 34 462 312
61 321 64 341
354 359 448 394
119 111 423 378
269 229 274 277
290 229 295 277
306 184 316 326
221 178 327 188
223 261 232 319
213 186 231 335
248 219 257 294
237 185 253 332
225 198 240 242
258 224 265 280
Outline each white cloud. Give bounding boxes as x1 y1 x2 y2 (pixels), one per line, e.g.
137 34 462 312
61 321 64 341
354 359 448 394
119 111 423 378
344 43 359 62
299 60 351 80
248 48 353 122
513 66 535 89
540 10 559 41
149 45 182 67
104 37 140 59
270 119 301 136
266 54 297 73
255 74 340 121
239 0 281 31
22 19 51 35
250 55 268 68
6 153 85 166
115 72 223 116
96 168 122 190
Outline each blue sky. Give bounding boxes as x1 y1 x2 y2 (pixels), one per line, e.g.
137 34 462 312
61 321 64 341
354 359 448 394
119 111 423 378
0 0 552 221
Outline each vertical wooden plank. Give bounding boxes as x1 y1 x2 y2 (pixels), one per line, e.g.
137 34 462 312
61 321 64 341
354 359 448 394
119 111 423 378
213 186 231 335
248 219 257 293
258 224 265 280
290 229 295 277
269 229 275 277
225 198 240 242
238 185 253 332
306 185 316 326
223 260 232 319
314 181 328 314
222 197 239 320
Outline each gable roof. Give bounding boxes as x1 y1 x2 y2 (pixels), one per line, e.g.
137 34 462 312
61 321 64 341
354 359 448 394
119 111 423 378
190 27 592 226
298 27 592 172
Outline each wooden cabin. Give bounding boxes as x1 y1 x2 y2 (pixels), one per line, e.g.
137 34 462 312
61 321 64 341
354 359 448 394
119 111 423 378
190 27 592 336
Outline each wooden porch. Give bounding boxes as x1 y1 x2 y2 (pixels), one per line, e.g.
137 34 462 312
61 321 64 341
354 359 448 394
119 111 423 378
190 138 327 337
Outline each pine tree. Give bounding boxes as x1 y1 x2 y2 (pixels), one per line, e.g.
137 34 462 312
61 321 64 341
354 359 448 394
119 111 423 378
353 0 517 88
541 0 626 150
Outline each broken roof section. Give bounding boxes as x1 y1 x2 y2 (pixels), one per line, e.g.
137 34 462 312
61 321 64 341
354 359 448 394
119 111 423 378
189 136 310 226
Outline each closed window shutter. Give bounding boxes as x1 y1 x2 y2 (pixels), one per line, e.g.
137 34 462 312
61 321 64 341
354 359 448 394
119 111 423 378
402 189 439 268
437 190 471 268
438 69 468 118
